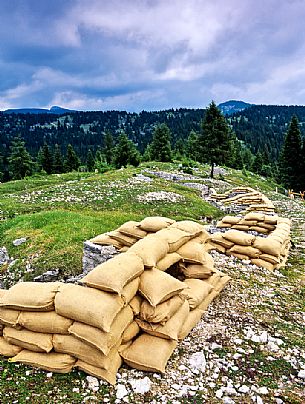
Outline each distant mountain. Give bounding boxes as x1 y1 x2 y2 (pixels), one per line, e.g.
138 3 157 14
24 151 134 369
3 106 76 115
218 100 253 115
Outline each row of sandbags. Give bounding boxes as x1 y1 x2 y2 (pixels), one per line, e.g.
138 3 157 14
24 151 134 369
0 217 231 384
216 212 278 234
209 216 291 270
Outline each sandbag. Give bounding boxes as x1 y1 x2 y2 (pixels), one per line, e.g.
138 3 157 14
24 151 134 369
210 233 234 249
170 220 205 236
156 253 181 271
140 294 185 324
238 219 258 226
264 215 278 225
176 241 207 264
253 237 282 257
244 212 265 221
117 221 147 239
227 251 249 260
137 300 189 340
221 216 241 225
249 226 269 234
139 268 187 307
128 295 142 316
121 321 140 344
178 308 203 340
180 261 214 279
232 225 250 231
53 334 116 369
10 350 76 373
81 252 144 295
198 290 220 311
3 327 53 353
18 311 73 334
55 284 124 332
0 307 20 328
156 228 191 253
229 245 260 259
120 333 177 373
222 230 255 246
138 216 175 232
259 253 280 265
206 272 221 286
0 336 22 356
68 305 133 355
180 279 213 309
90 233 122 248
129 235 169 268
251 258 276 271
0 289 7 300
107 231 138 247
0 282 61 311
121 277 140 305
75 351 122 385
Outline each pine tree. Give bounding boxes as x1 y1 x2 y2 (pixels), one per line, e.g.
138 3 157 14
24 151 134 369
149 123 172 162
113 132 141 168
64 144 80 172
103 131 114 165
173 138 185 160
53 144 64 173
278 115 303 190
199 101 231 178
37 142 53 174
8 136 33 180
86 149 95 171
186 130 200 161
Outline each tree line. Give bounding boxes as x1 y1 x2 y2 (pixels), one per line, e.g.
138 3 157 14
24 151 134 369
1 102 304 192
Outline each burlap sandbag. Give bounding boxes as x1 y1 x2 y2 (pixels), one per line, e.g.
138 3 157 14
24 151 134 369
90 233 122 248
139 268 187 307
210 233 234 249
205 272 221 287
221 216 241 225
249 226 269 234
214 275 231 292
128 295 142 316
136 300 189 341
156 228 191 253
0 289 6 300
209 243 226 253
264 215 278 225
53 334 117 369
216 222 231 228
3 327 53 353
222 230 255 246
156 253 181 271
177 241 207 264
251 258 276 271
0 307 20 328
121 333 177 373
238 219 258 226
191 231 210 244
180 279 213 309
68 305 133 355
0 336 22 356
198 290 220 311
81 252 144 295
138 216 175 232
229 245 260 259
178 307 203 340
108 231 138 247
75 351 122 385
121 321 140 344
55 284 124 332
180 262 213 279
244 212 265 221
121 277 140 305
170 220 205 236
10 350 76 373
18 311 73 334
129 234 169 268
253 236 282 257
140 294 185 324
259 253 280 265
0 282 61 311
117 221 147 239
257 223 276 231
232 225 250 231
226 251 249 260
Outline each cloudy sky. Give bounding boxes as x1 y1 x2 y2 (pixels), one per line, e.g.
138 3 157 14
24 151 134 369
1 0 305 111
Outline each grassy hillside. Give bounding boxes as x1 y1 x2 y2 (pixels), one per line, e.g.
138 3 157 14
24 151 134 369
1 162 304 403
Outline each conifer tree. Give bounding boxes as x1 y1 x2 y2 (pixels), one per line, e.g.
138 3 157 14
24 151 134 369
186 130 200 161
37 142 53 174
199 101 231 178
278 115 303 190
8 136 33 179
86 149 95 171
113 132 141 168
149 123 172 162
103 131 114 165
64 144 80 172
53 144 64 173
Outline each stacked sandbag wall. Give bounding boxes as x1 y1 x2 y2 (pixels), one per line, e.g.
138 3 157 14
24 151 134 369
209 215 291 271
0 216 231 385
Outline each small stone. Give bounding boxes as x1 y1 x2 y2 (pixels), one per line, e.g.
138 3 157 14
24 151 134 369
239 385 250 393
46 372 52 378
216 389 223 398
298 369 305 379
129 377 151 394
258 387 268 395
256 396 264 404
189 352 206 372
13 238 27 246
116 384 128 400
86 376 99 392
